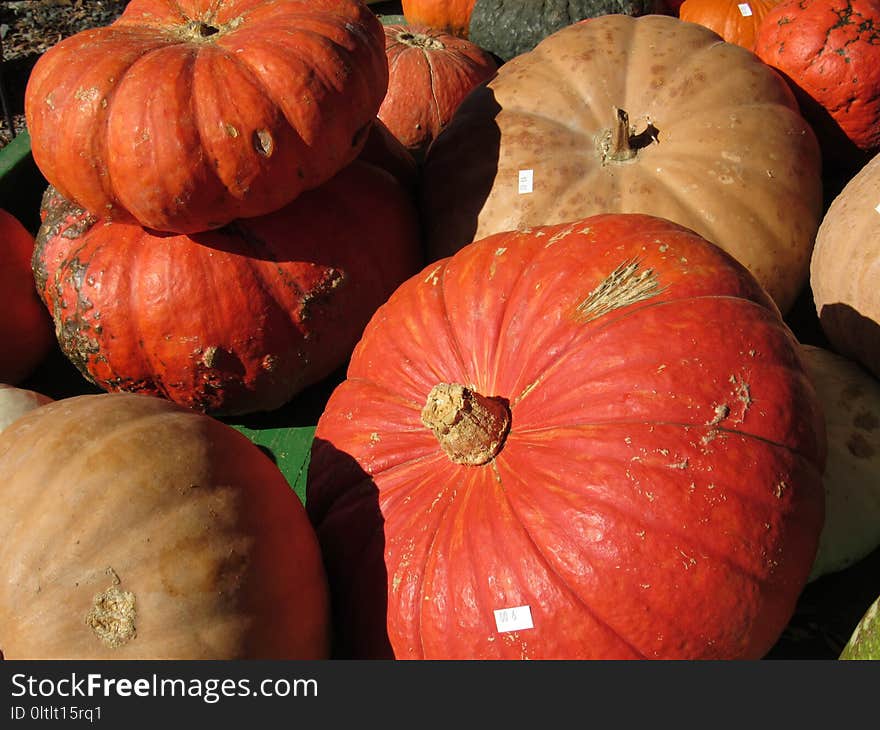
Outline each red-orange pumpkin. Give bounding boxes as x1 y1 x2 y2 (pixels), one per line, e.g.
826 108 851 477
0 209 54 384
679 0 781 50
378 24 497 159
754 0 880 173
33 161 422 416
307 213 826 660
24 0 388 234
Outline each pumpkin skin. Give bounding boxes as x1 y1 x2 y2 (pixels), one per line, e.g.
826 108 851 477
420 14 823 315
799 346 880 582
0 383 52 433
754 0 880 174
468 0 664 62
841 594 880 659
378 24 497 160
23 0 389 234
0 392 330 659
401 0 477 37
0 209 54 385
32 161 422 416
810 151 880 380
306 213 826 660
679 0 782 50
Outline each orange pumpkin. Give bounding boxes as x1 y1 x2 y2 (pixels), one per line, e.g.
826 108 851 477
679 0 782 50
402 0 477 37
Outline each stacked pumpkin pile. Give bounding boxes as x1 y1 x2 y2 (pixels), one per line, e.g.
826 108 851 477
2 0 880 660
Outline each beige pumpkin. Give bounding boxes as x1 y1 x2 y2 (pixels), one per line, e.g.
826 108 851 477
0 393 330 659
420 13 823 314
800 345 880 582
0 384 53 433
810 152 880 380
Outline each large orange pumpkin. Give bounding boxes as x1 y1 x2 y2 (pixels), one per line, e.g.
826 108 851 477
0 208 54 384
679 0 782 50
420 13 823 315
33 161 422 416
402 0 477 37
0 392 330 659
24 0 388 234
307 213 826 660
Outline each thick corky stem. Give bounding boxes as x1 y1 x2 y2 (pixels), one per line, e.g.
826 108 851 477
421 383 511 465
600 107 660 164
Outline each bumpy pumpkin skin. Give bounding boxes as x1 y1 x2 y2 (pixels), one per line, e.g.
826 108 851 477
810 152 880 380
0 392 330 659
379 24 497 159
754 0 880 173
402 0 477 37
307 214 826 660
32 162 422 416
0 209 54 384
23 0 388 234
679 0 782 50
468 0 664 61
421 14 823 315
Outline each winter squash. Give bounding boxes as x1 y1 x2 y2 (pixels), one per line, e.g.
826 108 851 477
401 0 477 37
23 0 388 234
679 0 782 50
378 24 497 159
0 208 54 384
467 0 664 61
0 384 52 433
33 161 422 416
810 151 880 380
306 213 826 660
0 392 329 659
754 0 880 175
420 14 823 315
799 346 880 582
841 594 880 659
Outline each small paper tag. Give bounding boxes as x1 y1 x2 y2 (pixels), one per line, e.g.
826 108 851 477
738 3 753 16
494 605 534 633
875 202 880 214
518 169 534 194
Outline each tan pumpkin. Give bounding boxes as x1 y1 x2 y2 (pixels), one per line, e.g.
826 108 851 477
420 14 823 314
0 383 52 433
800 345 880 582
0 393 330 659
811 152 880 379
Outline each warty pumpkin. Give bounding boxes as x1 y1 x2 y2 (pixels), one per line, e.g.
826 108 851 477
810 151 880 380
379 23 497 160
754 0 880 174
0 208 54 385
420 14 823 315
0 392 330 659
23 0 389 234
306 213 826 660
32 160 422 416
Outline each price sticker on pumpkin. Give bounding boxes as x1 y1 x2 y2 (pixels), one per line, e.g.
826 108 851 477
494 605 534 633
738 3 753 15
875 202 880 214
518 169 534 194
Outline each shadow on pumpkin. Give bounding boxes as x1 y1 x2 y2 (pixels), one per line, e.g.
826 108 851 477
306 437 392 659
420 87 502 262
818 302 880 381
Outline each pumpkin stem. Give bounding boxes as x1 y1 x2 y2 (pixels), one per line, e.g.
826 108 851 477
396 31 445 51
600 107 660 164
421 383 510 466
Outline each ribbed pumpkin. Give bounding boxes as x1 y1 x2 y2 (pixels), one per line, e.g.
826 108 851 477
33 161 422 416
679 0 781 50
420 14 823 315
0 208 54 384
810 151 880 380
754 0 880 174
0 392 329 659
23 0 388 234
307 213 826 660
378 24 497 159
401 0 477 37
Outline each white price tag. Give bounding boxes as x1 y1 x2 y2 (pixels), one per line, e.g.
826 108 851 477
875 202 880 214
494 605 534 633
518 169 534 194
738 3 753 16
